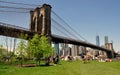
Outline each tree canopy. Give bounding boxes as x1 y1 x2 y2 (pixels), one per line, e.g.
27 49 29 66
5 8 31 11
28 34 53 59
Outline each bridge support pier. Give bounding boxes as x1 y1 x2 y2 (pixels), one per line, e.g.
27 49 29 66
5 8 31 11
54 42 59 55
105 43 115 59
106 51 114 59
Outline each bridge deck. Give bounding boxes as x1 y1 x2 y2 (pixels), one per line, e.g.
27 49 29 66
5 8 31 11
51 35 111 52
0 22 112 52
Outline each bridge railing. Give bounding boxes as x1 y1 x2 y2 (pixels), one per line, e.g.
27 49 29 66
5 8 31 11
0 22 29 31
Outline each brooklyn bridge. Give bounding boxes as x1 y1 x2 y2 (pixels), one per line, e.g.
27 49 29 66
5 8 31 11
0 4 116 58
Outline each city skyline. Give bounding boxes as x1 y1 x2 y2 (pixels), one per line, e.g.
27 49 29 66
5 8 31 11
0 0 120 52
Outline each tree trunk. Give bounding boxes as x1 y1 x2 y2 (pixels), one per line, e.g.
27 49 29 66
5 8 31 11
13 38 17 54
5 37 8 55
9 37 12 53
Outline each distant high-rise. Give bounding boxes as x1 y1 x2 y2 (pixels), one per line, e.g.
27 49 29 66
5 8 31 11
105 36 109 44
96 35 100 46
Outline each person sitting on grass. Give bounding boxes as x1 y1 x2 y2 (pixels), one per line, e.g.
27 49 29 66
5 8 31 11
82 55 86 64
68 56 73 62
53 55 59 64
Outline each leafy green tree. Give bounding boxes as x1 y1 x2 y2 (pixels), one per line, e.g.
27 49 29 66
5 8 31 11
16 35 27 66
16 39 27 66
28 34 42 65
28 34 53 65
40 36 53 57
40 36 53 65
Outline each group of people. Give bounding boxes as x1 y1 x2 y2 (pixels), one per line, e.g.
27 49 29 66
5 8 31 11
81 55 91 64
45 55 59 65
45 54 115 65
81 54 113 63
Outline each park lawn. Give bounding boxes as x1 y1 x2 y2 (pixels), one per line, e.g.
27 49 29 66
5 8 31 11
0 61 120 75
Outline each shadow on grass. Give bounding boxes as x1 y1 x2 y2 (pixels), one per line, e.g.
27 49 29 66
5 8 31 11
16 63 61 68
39 64 54 67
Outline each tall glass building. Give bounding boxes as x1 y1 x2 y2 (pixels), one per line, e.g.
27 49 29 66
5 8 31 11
96 35 100 46
105 36 109 44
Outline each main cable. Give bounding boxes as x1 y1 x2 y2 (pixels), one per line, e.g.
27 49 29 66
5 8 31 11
0 10 29 13
0 0 40 6
0 5 33 10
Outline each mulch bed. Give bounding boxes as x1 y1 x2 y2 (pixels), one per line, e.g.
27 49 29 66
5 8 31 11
17 64 37 67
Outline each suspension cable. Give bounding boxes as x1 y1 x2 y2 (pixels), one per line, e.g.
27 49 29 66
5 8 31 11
0 10 29 13
0 0 40 6
52 18 81 40
52 25 70 37
0 5 33 10
52 10 87 41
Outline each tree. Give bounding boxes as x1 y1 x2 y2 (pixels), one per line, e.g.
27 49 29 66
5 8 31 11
40 36 53 65
16 34 27 66
5 37 8 55
40 36 53 57
27 34 42 65
28 34 53 65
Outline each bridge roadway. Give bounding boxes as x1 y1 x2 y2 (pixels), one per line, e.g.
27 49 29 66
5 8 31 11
0 22 112 53
52 35 112 52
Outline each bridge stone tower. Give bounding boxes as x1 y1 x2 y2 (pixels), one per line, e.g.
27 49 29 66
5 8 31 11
105 43 114 58
29 4 51 39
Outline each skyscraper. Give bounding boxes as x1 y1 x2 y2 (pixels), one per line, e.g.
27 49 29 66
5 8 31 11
105 36 109 44
96 35 100 46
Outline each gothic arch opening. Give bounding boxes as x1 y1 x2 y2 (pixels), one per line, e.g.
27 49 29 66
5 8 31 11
32 17 36 32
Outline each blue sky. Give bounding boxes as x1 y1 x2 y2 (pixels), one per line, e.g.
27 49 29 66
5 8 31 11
0 0 120 52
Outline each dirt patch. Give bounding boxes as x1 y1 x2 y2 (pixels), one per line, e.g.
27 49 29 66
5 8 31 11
16 64 37 67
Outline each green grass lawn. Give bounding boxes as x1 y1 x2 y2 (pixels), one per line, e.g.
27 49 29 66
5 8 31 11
0 61 120 75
